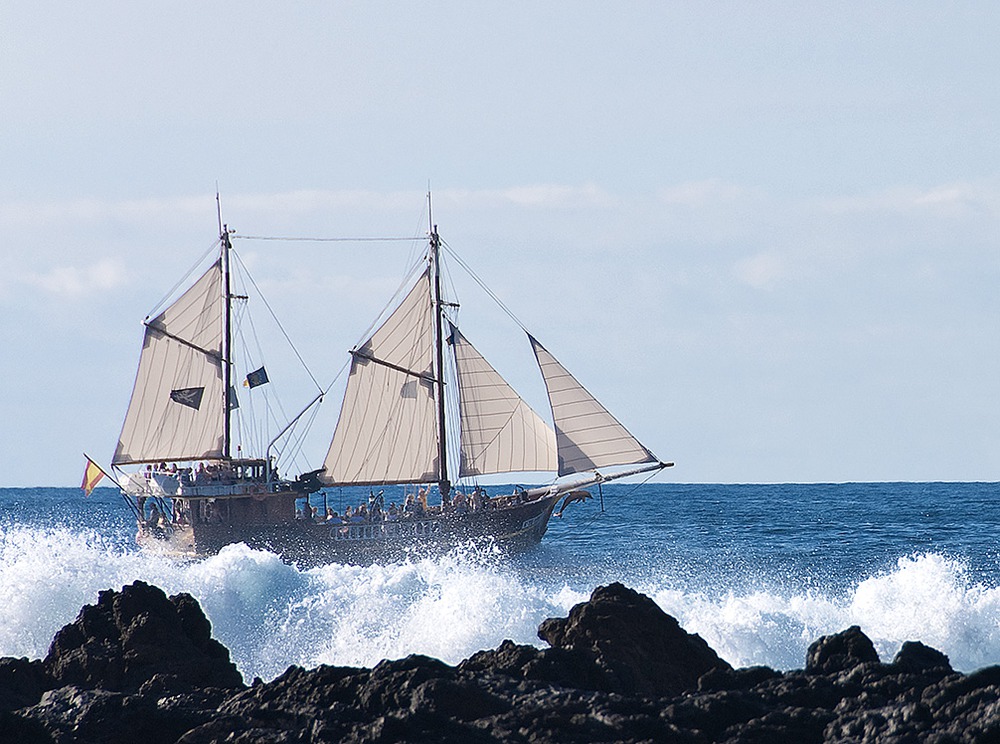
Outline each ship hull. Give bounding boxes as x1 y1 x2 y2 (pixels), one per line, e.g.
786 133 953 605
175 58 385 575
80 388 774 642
136 490 561 565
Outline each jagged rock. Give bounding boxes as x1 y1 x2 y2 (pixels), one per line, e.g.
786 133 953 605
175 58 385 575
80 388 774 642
892 640 952 673
805 625 880 675
0 657 52 712
43 580 244 695
0 710 54 744
698 664 782 693
3 581 1000 743
536 582 732 697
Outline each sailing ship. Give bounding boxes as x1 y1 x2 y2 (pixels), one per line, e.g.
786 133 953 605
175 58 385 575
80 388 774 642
99 211 671 564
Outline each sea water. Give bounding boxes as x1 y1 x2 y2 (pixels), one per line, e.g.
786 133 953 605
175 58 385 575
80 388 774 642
2 482 999 682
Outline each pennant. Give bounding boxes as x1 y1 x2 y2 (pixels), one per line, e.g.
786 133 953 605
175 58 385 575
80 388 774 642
81 457 104 497
170 386 204 410
244 366 269 388
229 385 239 410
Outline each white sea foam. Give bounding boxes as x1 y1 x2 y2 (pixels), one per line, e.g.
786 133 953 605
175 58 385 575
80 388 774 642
652 552 1000 673
3 524 999 681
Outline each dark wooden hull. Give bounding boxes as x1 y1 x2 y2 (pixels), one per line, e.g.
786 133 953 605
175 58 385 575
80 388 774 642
136 491 561 566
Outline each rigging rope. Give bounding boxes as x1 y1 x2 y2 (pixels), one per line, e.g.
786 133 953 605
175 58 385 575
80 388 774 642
145 239 221 321
233 235 417 242
439 240 530 334
229 248 324 393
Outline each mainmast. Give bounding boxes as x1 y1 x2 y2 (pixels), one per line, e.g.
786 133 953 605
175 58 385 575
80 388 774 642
222 226 233 460
430 224 450 498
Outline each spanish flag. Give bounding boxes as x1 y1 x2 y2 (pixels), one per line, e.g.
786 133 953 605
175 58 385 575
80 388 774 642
81 457 105 496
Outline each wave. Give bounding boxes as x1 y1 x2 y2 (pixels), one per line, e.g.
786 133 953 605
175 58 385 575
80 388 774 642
2 524 998 681
652 552 1000 673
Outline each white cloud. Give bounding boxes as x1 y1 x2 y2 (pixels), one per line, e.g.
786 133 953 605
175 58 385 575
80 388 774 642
0 196 210 228
21 259 127 298
494 182 614 209
734 252 788 290
657 179 760 209
819 183 1000 218
0 184 618 231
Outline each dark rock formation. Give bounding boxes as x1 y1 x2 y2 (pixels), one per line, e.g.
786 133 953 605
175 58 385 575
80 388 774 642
3 580 1000 743
537 581 732 696
0 657 52 712
805 625 880 675
459 582 730 699
43 580 244 696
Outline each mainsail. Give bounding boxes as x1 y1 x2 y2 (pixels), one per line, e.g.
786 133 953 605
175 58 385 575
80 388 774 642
318 234 663 490
529 335 657 476
113 261 226 465
321 270 441 485
451 325 557 477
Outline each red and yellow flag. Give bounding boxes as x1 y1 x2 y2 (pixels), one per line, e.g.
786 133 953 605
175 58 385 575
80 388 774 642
81 457 105 496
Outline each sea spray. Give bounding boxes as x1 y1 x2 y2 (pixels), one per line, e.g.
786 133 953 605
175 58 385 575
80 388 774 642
0 524 148 658
4 483 1000 681
848 552 1000 671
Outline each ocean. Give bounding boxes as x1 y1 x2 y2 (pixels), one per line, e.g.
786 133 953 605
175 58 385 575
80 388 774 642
2 482 998 683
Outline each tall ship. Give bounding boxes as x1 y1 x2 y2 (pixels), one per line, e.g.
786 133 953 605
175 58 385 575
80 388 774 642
90 204 671 564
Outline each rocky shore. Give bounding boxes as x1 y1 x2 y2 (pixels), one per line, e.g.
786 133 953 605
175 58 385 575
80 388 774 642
2 580 998 743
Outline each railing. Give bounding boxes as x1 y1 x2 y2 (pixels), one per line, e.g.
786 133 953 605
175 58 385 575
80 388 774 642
331 519 443 542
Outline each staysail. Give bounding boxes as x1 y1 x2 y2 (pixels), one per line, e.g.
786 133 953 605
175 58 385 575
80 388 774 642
321 270 441 485
451 325 557 477
529 335 657 476
113 261 226 465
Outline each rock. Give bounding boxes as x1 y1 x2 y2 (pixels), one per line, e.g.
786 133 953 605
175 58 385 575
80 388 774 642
805 625 880 675
409 677 509 721
892 641 952 673
0 710 54 744
0 657 52 712
698 665 782 693
43 580 244 695
536 582 732 697
3 580 998 743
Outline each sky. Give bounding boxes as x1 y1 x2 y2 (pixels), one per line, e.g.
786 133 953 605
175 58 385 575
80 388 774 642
2 2 999 486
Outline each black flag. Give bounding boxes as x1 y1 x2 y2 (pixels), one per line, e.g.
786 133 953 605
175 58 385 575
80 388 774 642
245 366 269 388
169 387 204 410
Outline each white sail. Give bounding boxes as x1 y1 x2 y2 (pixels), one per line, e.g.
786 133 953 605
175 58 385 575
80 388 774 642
113 261 226 465
529 335 657 476
451 326 557 477
321 270 441 485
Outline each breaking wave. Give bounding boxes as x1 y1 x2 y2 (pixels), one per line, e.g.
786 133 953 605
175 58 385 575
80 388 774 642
3 523 999 681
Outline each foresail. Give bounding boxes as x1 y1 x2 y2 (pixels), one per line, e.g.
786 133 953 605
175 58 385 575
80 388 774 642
451 326 557 477
321 270 440 485
113 261 226 465
529 335 657 476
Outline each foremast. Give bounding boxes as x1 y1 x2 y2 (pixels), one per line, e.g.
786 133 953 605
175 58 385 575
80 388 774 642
430 225 451 499
221 226 234 461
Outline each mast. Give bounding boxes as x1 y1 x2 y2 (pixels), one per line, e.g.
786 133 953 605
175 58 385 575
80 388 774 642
222 225 233 460
430 224 450 498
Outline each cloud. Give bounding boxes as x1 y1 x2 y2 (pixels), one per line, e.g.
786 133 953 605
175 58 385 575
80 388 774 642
657 179 760 209
734 252 788 290
0 196 209 227
20 259 128 298
819 183 1000 218
494 182 614 208
0 184 618 231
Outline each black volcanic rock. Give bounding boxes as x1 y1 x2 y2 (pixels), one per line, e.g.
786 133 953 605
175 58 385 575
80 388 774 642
461 582 731 699
536 581 732 696
0 656 52 712
43 580 243 695
5 580 1000 743
805 625 881 675
892 640 952 673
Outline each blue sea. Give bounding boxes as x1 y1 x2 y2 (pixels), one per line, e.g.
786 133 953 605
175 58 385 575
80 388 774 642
2 482 999 682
